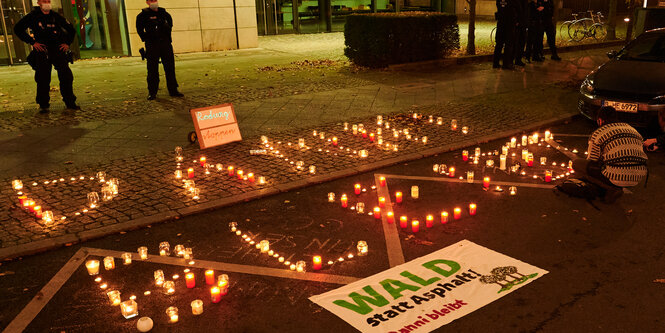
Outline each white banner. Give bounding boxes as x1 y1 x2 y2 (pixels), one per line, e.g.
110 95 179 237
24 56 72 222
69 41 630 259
310 240 548 333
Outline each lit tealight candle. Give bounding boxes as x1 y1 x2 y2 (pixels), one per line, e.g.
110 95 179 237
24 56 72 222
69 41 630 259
248 173 255 182
166 306 179 323
483 177 490 189
379 176 386 187
33 206 42 219
441 211 449 224
510 186 517 195
469 203 477 216
373 207 381 219
205 270 215 285
210 286 222 303
187 168 194 179
395 191 403 203
138 246 148 260
400 215 408 228
191 300 203 315
163 281 175 295
86 260 100 275
103 256 115 270
120 300 138 319
313 256 322 270
545 170 552 183
454 207 462 220
186 272 195 289
227 166 235 176
426 215 434 228
107 290 121 306
354 184 361 195
411 220 420 233
448 167 455 178
462 150 468 161
121 252 132 265
386 211 394 223
217 274 229 295
341 194 348 208
200 156 206 167
378 197 386 208
237 170 244 180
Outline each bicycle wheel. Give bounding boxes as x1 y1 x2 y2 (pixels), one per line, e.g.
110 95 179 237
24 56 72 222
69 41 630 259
568 20 587 42
490 27 496 46
559 21 572 40
591 23 607 41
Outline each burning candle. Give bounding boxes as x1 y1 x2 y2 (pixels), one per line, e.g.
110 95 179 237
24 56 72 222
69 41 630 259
378 197 386 208
174 170 182 179
386 211 394 223
544 130 551 140
500 155 507 170
86 260 100 275
237 170 244 180
42 211 53 224
138 247 148 260
248 173 255 182
341 194 348 208
469 203 477 216
369 133 375 142
441 211 449 224
395 191 403 203
228 166 235 176
373 207 381 219
510 186 517 195
12 179 23 190
217 274 229 295
379 176 386 187
327 192 335 202
107 290 121 306
522 135 528 146
411 186 419 199
296 261 306 272
332 137 338 146
200 156 206 167
313 256 322 270
510 137 517 148
454 207 462 220
259 240 270 253
166 306 179 323
448 167 455 178
154 270 165 286
451 119 458 130
159 242 170 256
411 220 420 233
400 215 408 228
205 270 215 285
467 171 474 183
186 272 196 288
191 300 203 315
527 153 534 167
121 252 132 265
426 215 434 228
354 184 361 195
33 206 42 219
187 168 194 179
18 195 27 206
545 170 552 182
163 281 175 295
357 241 368 256
483 177 490 189
120 300 138 319
104 256 115 270
462 150 468 161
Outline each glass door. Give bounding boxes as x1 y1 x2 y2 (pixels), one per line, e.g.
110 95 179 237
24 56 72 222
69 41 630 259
67 0 129 59
0 0 30 65
256 0 297 35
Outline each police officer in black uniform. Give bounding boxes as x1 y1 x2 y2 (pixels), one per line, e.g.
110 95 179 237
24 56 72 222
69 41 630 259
14 0 79 113
136 0 183 100
493 0 520 69
525 0 544 62
514 0 528 66
538 0 561 61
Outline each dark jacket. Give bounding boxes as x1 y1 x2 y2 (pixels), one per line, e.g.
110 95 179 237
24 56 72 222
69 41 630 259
496 0 520 23
528 0 542 24
13 7 74 46
136 7 173 43
538 0 554 20
517 0 529 26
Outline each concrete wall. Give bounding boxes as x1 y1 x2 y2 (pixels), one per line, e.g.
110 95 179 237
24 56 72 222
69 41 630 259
124 0 258 56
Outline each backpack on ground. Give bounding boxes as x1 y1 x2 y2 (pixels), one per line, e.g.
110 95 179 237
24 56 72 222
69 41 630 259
555 178 600 200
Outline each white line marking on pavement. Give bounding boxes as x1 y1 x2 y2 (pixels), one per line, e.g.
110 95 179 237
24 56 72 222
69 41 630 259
375 174 405 268
383 174 556 189
546 138 579 160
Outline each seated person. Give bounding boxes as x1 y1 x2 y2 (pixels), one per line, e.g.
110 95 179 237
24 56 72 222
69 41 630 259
572 106 648 203
643 109 665 152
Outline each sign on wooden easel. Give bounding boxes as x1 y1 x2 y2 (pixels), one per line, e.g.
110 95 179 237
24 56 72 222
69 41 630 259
190 103 242 149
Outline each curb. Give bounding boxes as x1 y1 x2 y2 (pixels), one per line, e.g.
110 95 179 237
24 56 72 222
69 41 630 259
0 112 579 261
389 40 625 70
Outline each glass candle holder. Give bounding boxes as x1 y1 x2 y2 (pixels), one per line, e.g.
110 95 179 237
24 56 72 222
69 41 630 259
103 256 115 270
108 178 119 195
163 281 175 295
229 222 238 232
411 186 419 199
174 244 185 257
343 122 349 130
184 248 193 260
87 192 99 209
467 171 475 183
159 242 170 256
355 202 365 214
191 300 203 315
509 186 517 195
540 157 547 165
154 270 165 286
121 252 132 265
461 126 468 134
217 274 229 295
107 290 121 306
359 150 368 158
166 306 179 323
295 260 306 273
308 165 316 174
327 192 335 202
101 186 114 201
174 170 182 179
437 117 443 125
451 119 458 130
421 136 428 144
259 240 270 253
86 260 100 275
357 241 368 256
191 188 200 200
438 164 447 175
120 299 138 319
12 179 23 190
174 146 183 160
41 211 54 224
486 159 495 168
138 246 148 260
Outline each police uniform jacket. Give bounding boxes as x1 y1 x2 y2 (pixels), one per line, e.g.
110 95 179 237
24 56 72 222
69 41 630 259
496 0 520 23
13 7 74 47
538 0 554 20
136 7 173 43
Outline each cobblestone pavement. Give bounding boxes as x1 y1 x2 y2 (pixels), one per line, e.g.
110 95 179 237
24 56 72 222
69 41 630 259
0 35 614 256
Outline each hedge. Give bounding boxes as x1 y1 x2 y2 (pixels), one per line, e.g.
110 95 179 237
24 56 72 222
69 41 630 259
344 12 460 68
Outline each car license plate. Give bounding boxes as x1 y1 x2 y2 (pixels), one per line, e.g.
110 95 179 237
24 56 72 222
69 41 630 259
603 101 638 113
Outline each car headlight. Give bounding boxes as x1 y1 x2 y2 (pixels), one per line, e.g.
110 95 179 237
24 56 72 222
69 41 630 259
650 95 665 105
581 78 594 95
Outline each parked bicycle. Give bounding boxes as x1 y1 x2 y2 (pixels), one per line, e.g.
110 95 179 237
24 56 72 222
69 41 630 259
568 11 607 42
559 13 581 41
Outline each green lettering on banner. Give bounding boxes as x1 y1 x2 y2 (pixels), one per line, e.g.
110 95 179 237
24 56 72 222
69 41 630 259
332 286 390 315
400 271 441 286
422 259 461 277
379 279 421 300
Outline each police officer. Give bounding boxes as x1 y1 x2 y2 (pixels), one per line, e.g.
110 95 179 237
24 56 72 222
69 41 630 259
525 0 544 62
514 0 528 66
493 0 520 69
537 0 561 61
136 0 183 100
14 0 78 113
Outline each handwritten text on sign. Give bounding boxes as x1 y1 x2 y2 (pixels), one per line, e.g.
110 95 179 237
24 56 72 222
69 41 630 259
190 104 242 149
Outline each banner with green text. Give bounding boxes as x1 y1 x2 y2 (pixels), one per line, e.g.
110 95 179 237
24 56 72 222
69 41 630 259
310 240 548 333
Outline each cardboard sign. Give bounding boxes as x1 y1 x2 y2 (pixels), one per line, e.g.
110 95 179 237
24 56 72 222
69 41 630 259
190 103 242 149
310 240 548 333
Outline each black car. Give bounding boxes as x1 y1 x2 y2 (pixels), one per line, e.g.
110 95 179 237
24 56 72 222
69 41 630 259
579 28 665 130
